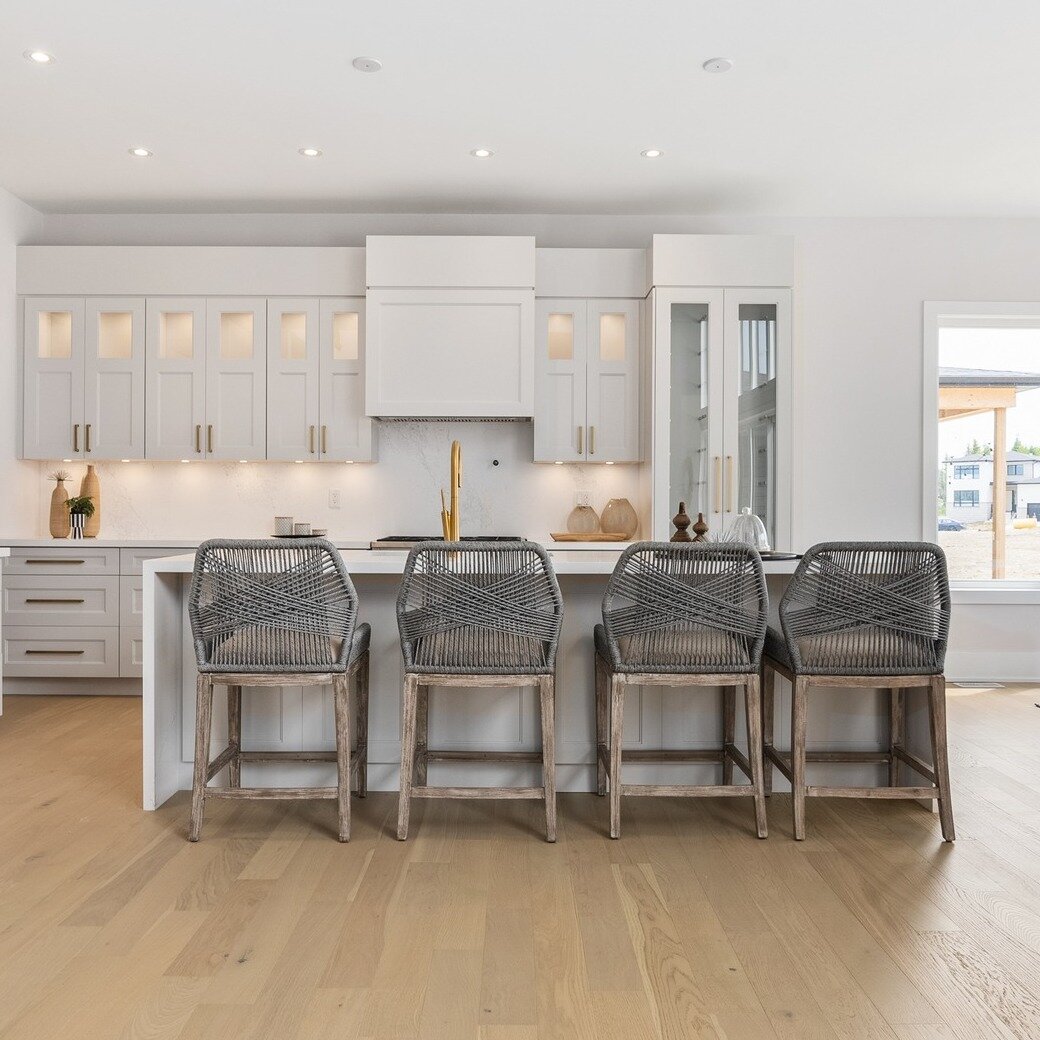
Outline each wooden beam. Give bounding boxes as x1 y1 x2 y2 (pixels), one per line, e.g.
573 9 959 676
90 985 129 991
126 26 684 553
994 406 1007 579
938 385 1017 412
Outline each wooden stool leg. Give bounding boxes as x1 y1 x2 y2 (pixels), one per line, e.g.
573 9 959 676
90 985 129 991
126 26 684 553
227 683 242 789
188 674 214 842
762 662 775 797
355 653 369 798
744 675 768 839
397 674 419 840
609 675 625 839
333 672 352 842
722 685 736 785
889 686 905 787
595 652 608 796
416 684 429 786
539 675 557 843
791 676 808 841
928 675 956 842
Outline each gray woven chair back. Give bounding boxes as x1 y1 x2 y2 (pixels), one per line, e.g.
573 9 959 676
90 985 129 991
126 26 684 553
188 539 359 673
779 542 951 675
601 542 767 673
397 541 563 675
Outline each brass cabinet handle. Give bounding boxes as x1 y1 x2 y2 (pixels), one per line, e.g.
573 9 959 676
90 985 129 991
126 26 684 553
73 424 80 452
713 456 722 514
577 425 583 455
25 598 86 604
195 425 202 454
321 424 328 454
26 558 85 565
726 455 734 512
85 424 92 452
309 425 316 454
589 425 596 456
207 424 214 453
25 649 86 655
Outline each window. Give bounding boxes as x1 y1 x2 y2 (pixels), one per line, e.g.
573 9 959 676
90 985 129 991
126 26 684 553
953 464 979 479
954 490 980 507
1009 463 1024 475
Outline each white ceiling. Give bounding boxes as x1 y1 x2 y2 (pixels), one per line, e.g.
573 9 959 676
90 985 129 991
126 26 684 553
2 0 1039 216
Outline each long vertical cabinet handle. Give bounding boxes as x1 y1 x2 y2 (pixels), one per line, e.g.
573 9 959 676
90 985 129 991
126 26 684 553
577 425 583 456
85 424 92 453
321 425 328 455
207 425 214 454
309 425 316 454
73 424 80 453
589 425 596 456
713 456 722 514
195 425 202 454
726 455 734 512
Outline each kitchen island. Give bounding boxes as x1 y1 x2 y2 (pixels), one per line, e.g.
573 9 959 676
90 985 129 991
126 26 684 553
142 548 928 812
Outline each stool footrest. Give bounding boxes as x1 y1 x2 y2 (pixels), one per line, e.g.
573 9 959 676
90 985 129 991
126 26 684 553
806 785 939 799
238 750 338 762
206 786 338 800
425 750 543 763
410 785 544 800
621 783 755 798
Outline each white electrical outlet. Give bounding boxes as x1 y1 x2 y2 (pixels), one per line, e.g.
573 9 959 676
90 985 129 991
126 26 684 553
574 490 592 507
328 489 342 509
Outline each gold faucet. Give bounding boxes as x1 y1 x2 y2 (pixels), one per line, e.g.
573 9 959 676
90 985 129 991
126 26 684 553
440 439 462 541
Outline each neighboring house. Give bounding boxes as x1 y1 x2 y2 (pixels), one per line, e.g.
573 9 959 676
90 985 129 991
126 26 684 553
946 450 1040 522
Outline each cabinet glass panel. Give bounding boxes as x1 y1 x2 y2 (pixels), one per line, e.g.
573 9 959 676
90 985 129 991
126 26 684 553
38 311 73 358
547 313 573 360
669 303 712 522
159 312 194 359
97 312 134 359
331 311 359 360
279 312 308 360
219 312 254 360
736 303 778 545
599 312 626 362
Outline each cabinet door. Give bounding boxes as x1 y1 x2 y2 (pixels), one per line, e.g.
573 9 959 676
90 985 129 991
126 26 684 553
84 298 145 459
206 299 267 460
722 288 792 550
267 298 319 461
318 298 373 461
534 300 587 462
651 288 726 539
23 297 84 460
586 299 641 463
146 298 207 460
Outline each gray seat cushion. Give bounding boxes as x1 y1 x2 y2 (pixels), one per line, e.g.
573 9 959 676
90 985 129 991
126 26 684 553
764 623 940 675
201 620 370 673
595 622 756 673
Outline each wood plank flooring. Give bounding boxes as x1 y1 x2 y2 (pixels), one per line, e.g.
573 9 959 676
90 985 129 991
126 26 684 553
1 686 1039 1038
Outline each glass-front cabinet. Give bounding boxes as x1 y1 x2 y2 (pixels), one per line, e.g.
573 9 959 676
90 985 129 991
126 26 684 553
652 287 791 548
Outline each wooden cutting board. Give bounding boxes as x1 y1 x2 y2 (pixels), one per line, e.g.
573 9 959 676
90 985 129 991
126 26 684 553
550 532 629 542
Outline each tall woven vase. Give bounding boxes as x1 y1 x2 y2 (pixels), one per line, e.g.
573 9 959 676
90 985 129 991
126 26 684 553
49 478 70 539
80 464 101 538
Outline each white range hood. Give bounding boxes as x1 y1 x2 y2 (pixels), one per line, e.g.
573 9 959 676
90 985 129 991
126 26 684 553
364 236 535 419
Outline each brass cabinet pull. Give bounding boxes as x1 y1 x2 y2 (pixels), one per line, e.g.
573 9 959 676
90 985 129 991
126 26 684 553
713 456 722 514
25 649 86 655
25 598 86 604
207 424 214 453
321 424 328 454
577 425 583 455
726 455 734 512
589 425 596 456
85 424 92 453
26 558 85 565
309 425 316 454
195 424 202 454
73 424 80 452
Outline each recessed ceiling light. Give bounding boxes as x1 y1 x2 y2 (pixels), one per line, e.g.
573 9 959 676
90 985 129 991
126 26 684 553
702 57 733 73
298 147 322 157
24 50 55 64
641 149 663 159
129 147 153 158
470 148 493 159
352 56 382 73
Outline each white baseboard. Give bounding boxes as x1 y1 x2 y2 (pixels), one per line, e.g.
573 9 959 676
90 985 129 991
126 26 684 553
3 678 142 696
945 651 1040 683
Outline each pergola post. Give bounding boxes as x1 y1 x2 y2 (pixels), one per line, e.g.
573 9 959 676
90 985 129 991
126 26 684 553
993 407 1007 579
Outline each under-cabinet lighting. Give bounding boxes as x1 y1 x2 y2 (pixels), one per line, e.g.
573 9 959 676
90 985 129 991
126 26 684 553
554 461 563 465
180 459 189 463
298 147 322 158
129 147 153 158
238 459 247 463
121 459 130 463
294 460 304 464
62 458 72 463
344 460 355 464
605 461 614 465
24 50 55 64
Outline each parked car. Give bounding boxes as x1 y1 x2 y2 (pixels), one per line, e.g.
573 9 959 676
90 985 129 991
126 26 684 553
938 518 966 531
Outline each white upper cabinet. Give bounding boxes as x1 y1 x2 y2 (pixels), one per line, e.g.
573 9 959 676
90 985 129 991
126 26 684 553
318 298 372 460
533 298 641 463
206 299 267 460
84 298 145 459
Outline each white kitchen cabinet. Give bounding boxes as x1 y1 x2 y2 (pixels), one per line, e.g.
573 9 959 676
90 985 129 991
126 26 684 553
534 298 641 463
206 298 267 460
23 297 145 461
318 298 372 460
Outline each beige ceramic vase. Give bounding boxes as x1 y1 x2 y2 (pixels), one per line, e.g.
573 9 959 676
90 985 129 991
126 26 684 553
566 505 601 535
80 464 101 538
49 477 70 539
601 497 638 539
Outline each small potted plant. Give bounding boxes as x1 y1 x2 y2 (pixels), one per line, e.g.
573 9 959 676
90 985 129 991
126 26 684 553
66 495 95 540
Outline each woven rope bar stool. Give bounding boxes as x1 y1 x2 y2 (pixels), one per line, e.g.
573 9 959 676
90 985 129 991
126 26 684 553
596 542 769 839
395 541 564 842
187 538 370 842
762 541 954 841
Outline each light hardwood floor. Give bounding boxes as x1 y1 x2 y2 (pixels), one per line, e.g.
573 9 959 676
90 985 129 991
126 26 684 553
1 687 1039 1039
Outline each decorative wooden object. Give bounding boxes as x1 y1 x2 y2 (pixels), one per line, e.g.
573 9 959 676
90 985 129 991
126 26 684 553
670 501 692 541
550 532 627 542
80 464 101 538
49 474 70 539
692 512 709 541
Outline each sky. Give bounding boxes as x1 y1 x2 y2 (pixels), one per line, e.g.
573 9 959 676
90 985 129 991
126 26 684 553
939 327 1040 460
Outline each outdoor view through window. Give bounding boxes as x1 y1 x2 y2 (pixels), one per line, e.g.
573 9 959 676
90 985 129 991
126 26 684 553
938 325 1040 579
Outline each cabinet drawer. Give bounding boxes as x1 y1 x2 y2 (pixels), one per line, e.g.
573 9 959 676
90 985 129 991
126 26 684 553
3 575 120 627
5 546 120 575
120 629 144 677
120 547 191 575
120 575 144 627
3 626 119 677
